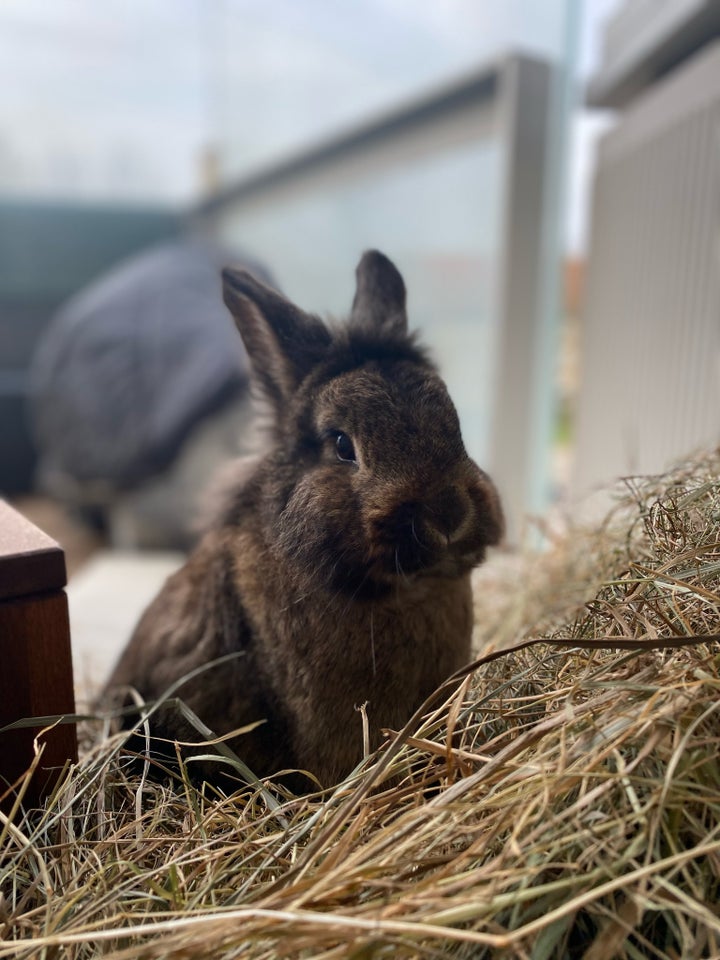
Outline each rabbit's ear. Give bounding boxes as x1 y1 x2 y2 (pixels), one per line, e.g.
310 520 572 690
223 268 331 407
350 250 407 336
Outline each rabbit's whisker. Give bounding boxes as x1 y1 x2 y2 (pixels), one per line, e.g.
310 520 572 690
410 517 425 549
317 547 359 619
336 566 373 625
394 547 410 591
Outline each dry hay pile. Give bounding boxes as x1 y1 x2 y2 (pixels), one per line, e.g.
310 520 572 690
2 450 720 959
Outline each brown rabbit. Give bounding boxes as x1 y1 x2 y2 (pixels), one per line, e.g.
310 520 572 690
105 251 503 789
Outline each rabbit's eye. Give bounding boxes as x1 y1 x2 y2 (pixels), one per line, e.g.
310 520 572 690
335 432 357 464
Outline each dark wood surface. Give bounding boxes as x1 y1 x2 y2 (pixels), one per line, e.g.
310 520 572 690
0 500 77 809
0 499 67 601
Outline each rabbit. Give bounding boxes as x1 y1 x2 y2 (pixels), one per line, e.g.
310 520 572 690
104 250 504 789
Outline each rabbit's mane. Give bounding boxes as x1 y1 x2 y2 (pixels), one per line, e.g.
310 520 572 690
311 322 436 387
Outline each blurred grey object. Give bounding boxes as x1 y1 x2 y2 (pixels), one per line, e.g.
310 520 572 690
30 239 272 548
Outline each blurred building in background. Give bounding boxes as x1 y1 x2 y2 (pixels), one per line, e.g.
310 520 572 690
0 0 581 546
17 0 718 544
574 0 720 498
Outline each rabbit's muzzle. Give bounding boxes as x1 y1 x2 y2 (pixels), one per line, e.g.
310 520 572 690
367 468 502 579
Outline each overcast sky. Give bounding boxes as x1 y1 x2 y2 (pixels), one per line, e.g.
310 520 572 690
0 0 621 252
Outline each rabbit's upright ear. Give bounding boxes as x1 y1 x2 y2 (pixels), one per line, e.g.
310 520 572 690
350 250 407 336
223 268 331 407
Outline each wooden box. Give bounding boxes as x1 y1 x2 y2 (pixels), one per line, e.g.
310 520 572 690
0 501 77 809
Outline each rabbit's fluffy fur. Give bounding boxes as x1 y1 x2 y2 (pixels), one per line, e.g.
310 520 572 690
105 251 503 788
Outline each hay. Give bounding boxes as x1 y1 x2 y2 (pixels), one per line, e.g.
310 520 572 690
3 450 720 958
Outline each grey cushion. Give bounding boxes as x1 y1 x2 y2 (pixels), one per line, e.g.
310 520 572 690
30 239 271 494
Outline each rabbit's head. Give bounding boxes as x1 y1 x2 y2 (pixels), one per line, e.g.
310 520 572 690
222 250 503 598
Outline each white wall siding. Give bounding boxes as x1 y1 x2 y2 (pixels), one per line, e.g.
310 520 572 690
575 40 720 496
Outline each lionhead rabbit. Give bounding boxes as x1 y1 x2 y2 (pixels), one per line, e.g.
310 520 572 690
106 250 503 788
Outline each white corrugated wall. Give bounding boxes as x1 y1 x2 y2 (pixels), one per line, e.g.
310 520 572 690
574 39 720 496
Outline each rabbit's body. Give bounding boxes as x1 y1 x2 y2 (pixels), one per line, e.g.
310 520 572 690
110 525 473 784
106 251 503 787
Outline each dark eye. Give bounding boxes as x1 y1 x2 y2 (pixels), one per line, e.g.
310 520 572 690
335 432 357 463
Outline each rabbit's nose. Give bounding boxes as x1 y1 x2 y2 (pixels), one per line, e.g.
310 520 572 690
423 488 470 544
